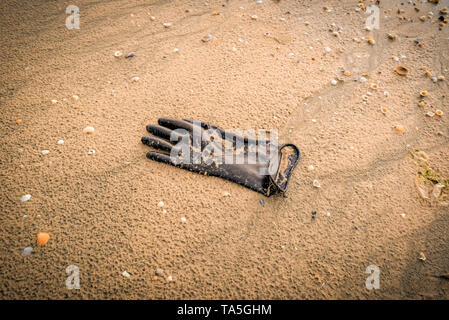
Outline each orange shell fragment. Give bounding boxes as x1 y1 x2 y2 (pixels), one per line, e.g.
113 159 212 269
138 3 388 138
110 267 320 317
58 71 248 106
37 233 50 246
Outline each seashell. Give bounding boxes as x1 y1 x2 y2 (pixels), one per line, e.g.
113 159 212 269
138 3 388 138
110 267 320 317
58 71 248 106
114 51 122 57
441 8 448 14
83 126 94 134
331 79 337 86
72 95 79 101
430 76 437 83
313 179 321 188
387 33 397 40
20 194 31 203
125 52 136 58
394 125 405 133
419 15 426 22
16 119 21 125
37 233 50 246
359 76 367 83
425 71 433 77
325 47 331 53
343 71 351 76
222 191 231 197
167 275 173 282
150 16 156 21
22 247 33 257
367 38 375 45
163 22 172 28
439 22 446 27
418 101 425 107
211 11 219 15
153 276 158 281
57 139 64 144
201 34 213 42
380 106 388 114
41 150 50 155
155 268 164 276
438 75 445 81
426 111 435 117
395 66 409 76
251 15 258 20
51 99 58 104
87 149 96 155
173 48 179 53
122 271 130 278
180 217 187 223
157 201 164 207
370 83 378 89
131 76 140 82
420 90 428 97
435 109 443 117
307 165 314 171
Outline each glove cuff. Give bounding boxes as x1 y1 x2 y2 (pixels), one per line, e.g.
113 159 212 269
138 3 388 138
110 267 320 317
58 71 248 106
267 143 301 196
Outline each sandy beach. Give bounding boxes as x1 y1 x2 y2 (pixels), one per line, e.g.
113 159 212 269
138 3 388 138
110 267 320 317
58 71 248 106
1 0 448 299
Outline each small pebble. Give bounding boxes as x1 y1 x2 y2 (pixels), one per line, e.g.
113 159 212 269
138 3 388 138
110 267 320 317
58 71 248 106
312 211 317 219
125 52 136 58
57 139 64 145
180 217 187 223
331 79 337 86
167 275 173 282
21 247 33 257
260 199 265 206
122 271 130 278
313 179 321 188
155 268 164 276
41 150 50 155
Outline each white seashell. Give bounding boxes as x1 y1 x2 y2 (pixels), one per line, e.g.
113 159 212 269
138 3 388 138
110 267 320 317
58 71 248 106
313 179 321 188
51 99 58 104
41 150 50 155
20 194 31 203
426 111 435 117
83 126 95 134
331 79 337 85
162 209 167 214
57 139 64 145
325 47 331 53
163 22 172 28
180 217 187 222
157 201 164 207
222 191 231 197
22 247 33 257
131 76 140 82
72 95 79 101
167 275 173 282
359 77 367 83
122 271 130 278
173 48 179 53
114 51 122 57
88 149 96 155
307 165 314 171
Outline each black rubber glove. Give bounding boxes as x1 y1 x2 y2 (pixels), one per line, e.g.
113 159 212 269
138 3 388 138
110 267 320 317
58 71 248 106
141 118 300 197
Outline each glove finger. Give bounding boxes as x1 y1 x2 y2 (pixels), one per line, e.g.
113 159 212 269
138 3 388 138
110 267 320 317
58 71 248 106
141 136 173 152
146 124 176 141
158 118 195 133
146 151 174 165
